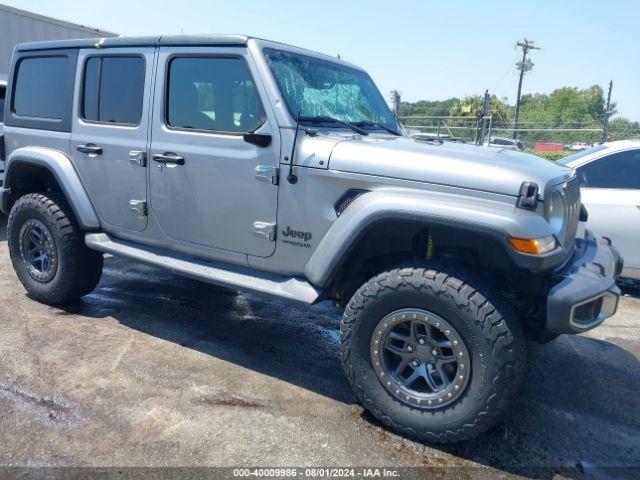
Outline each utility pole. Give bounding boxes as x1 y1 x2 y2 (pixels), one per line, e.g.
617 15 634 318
513 38 539 139
477 89 490 145
390 90 401 118
601 80 613 143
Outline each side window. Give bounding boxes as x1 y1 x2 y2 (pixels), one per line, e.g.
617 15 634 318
578 150 640 189
13 56 68 119
166 57 265 133
82 56 145 125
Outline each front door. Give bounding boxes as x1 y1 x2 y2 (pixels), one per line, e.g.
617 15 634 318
71 48 153 232
149 47 279 257
577 148 640 275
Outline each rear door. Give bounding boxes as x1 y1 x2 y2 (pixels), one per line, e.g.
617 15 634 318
577 148 640 276
148 47 279 257
71 48 154 232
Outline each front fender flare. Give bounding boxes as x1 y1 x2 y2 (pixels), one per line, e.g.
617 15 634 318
2 146 99 229
305 189 561 286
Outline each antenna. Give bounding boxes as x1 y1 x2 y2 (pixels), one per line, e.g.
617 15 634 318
287 112 302 184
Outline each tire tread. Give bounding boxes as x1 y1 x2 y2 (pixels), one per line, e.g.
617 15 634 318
8 192 103 304
340 264 524 443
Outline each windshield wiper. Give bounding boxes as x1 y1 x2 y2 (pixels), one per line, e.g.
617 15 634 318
353 120 401 136
299 115 369 136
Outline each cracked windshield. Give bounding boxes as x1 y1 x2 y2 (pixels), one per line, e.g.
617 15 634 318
264 48 396 130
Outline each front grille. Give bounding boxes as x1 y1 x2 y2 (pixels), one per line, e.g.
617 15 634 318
556 177 581 247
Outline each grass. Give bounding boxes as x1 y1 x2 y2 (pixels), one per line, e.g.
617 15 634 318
525 149 570 161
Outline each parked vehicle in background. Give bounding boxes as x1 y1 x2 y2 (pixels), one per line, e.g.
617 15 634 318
0 35 623 443
560 140 640 280
483 136 525 151
0 79 5 183
567 142 591 151
0 80 5 121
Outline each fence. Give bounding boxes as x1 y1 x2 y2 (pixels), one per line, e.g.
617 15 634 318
399 114 640 156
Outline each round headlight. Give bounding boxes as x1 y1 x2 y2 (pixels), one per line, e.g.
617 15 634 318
548 191 566 236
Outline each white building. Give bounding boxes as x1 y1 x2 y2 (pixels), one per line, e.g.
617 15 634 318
0 4 116 82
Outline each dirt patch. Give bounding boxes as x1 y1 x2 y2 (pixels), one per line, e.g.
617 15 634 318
199 393 267 409
0 381 85 430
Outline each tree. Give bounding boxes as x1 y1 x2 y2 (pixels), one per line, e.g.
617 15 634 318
397 85 634 146
608 117 640 141
448 95 511 123
399 98 458 118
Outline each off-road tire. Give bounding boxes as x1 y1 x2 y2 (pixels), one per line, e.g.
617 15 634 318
8 192 103 305
341 265 524 443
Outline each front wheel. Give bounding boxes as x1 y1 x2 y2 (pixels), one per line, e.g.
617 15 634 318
340 266 524 443
8 192 103 305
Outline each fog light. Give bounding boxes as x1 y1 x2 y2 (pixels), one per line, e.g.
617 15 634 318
508 235 557 255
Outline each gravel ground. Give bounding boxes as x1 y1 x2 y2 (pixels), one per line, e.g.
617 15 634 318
0 214 638 479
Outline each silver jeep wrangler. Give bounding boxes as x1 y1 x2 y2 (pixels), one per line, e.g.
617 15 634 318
0 35 623 443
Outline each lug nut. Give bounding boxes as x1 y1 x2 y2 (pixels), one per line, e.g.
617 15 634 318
432 349 438 356
418 338 426 345
411 360 420 367
406 345 414 352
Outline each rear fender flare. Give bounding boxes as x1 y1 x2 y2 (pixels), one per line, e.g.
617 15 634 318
3 146 99 229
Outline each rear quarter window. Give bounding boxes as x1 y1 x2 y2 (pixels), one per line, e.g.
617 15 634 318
13 57 67 119
6 50 77 132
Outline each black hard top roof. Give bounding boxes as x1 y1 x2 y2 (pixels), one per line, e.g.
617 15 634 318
16 35 250 52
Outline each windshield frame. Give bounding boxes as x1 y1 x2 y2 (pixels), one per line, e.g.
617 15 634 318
261 47 397 133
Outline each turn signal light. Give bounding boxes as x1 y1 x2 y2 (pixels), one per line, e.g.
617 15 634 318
508 235 557 255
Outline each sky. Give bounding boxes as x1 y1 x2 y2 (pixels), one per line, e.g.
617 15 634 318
6 0 640 120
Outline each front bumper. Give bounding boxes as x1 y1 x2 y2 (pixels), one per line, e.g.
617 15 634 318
546 230 623 334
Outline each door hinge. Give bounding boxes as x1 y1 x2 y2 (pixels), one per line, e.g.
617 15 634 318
129 150 147 167
129 199 147 217
253 221 276 241
255 165 279 185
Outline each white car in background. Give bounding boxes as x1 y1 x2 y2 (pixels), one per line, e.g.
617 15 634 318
567 142 591 151
560 140 640 280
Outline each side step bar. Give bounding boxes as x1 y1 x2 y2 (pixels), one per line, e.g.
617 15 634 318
85 233 322 305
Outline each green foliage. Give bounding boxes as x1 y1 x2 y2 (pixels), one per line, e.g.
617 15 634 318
400 85 639 145
528 150 569 161
448 95 512 123
608 117 640 141
399 98 458 117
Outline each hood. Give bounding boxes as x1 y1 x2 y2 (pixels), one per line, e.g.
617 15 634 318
328 136 574 197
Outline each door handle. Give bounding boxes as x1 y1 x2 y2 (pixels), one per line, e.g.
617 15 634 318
152 152 185 165
77 144 103 155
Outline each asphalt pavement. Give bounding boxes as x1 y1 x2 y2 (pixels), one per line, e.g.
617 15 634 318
0 214 638 479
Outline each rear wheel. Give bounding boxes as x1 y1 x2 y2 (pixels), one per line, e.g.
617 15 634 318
8 193 103 305
340 265 524 443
